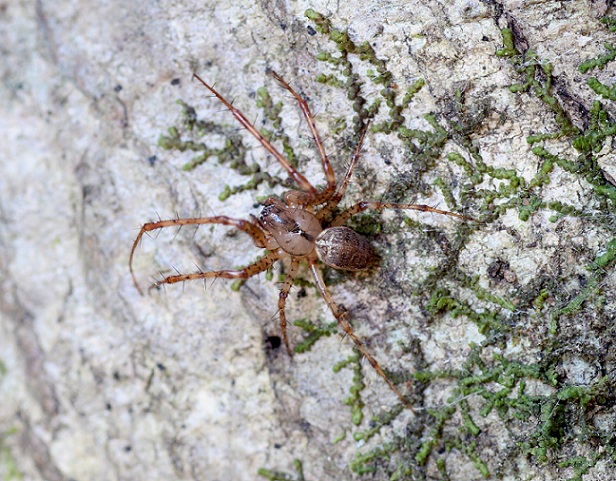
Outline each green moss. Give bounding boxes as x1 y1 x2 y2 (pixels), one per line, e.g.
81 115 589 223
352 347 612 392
256 86 299 167
415 406 456 464
559 453 602 481
460 400 481 436
333 350 366 425
573 101 616 153
578 43 616 73
589 237 616 270
258 459 305 481
532 288 550 310
345 211 382 237
495 28 519 58
305 8 418 133
158 96 291 203
292 319 337 354
352 404 405 443
0 427 22 481
434 177 457 209
163 9 616 480
425 286 506 335
402 79 426 106
588 77 616 101
600 16 616 32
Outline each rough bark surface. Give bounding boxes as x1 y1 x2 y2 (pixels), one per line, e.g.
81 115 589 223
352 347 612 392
1 1 615 480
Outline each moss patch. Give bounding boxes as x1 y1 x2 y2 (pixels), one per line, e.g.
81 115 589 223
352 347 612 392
159 9 616 480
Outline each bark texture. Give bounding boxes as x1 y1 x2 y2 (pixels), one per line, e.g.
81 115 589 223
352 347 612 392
1 1 615 480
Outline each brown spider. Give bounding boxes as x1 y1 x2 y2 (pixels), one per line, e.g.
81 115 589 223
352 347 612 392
130 71 474 410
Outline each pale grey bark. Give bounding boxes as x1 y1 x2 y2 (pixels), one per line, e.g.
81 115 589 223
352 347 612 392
1 1 615 480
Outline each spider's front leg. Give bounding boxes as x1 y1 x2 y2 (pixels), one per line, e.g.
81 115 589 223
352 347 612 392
317 121 370 222
150 250 280 292
307 254 415 411
269 70 336 204
192 73 318 197
129 215 272 294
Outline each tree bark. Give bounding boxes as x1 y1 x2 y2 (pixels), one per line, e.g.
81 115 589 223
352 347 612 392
1 1 615 480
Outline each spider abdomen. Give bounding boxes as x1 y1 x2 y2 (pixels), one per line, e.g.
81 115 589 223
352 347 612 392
315 226 378 271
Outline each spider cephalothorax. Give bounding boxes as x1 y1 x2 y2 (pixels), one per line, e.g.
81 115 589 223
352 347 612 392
258 197 321 255
130 71 474 410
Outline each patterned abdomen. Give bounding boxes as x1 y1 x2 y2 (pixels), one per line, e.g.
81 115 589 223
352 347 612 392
315 226 378 271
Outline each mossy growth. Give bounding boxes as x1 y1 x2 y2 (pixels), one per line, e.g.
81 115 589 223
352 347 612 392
158 96 292 202
0 427 22 481
258 459 305 481
255 86 300 167
292 318 338 354
259 10 616 481
159 9 616 480
306 8 460 200
333 350 367 425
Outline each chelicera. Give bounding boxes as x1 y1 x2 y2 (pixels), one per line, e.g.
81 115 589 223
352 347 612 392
130 71 474 410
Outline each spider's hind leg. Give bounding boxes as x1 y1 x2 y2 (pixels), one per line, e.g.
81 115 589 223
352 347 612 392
307 255 415 411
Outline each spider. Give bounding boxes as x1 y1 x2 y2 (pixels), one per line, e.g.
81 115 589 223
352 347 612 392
130 70 474 411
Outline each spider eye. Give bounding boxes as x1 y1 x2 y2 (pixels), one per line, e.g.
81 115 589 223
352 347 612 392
259 205 272 219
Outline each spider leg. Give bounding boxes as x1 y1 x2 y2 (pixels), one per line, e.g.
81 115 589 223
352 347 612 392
317 121 370 222
277 257 301 356
130 215 270 295
192 74 317 196
269 70 335 204
330 201 476 227
307 255 414 411
149 249 280 291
